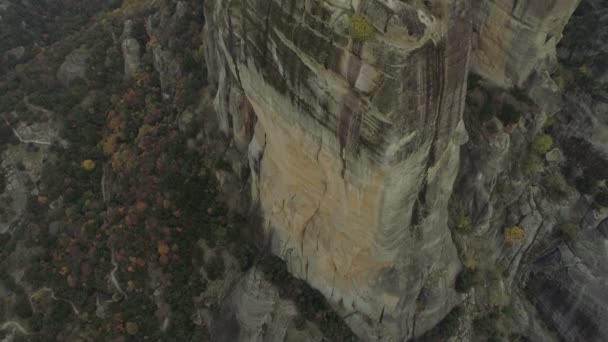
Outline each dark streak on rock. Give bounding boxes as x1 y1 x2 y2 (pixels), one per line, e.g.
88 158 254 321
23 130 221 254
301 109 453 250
227 2 242 86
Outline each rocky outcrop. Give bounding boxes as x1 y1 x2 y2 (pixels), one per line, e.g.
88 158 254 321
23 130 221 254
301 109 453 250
472 0 581 88
204 0 471 340
0 109 61 234
57 47 89 86
145 3 185 99
121 20 142 79
450 1 608 341
557 0 608 86
214 267 323 342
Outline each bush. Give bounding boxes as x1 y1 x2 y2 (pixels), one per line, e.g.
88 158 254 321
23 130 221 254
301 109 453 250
480 101 496 122
320 312 357 341
0 170 5 193
418 306 463 341
349 14 375 41
575 176 598 194
560 223 579 240
504 226 525 243
454 213 472 233
473 314 499 339
30 312 44 332
467 73 481 90
205 255 225 281
596 190 608 207
525 154 544 175
543 171 568 198
14 295 33 318
561 160 577 180
497 104 521 126
532 134 553 155
455 268 477 293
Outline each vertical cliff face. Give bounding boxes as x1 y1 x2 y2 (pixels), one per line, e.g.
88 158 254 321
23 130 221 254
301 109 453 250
472 0 580 87
205 0 471 339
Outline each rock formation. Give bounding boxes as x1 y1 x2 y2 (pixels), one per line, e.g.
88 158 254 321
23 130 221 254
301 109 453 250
201 0 608 340
4 0 608 341
121 20 142 80
451 2 608 342
205 0 471 339
214 267 323 342
472 0 581 88
56 47 89 86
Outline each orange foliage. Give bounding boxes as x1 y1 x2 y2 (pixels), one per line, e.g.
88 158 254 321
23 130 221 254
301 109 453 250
505 226 525 243
67 274 77 288
101 134 120 156
135 201 148 213
158 241 170 256
111 146 137 173
81 159 96 171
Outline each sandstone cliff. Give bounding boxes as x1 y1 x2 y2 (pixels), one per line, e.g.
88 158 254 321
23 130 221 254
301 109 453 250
204 0 471 340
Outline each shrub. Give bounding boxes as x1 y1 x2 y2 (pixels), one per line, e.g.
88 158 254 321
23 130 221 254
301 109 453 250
455 268 477 293
30 312 44 332
504 226 525 243
467 73 481 90
0 170 5 193
205 255 225 281
595 190 608 207
525 154 544 175
480 101 496 122
320 312 357 341
543 171 568 198
419 306 463 340
497 104 521 126
532 134 553 155
349 14 375 41
473 314 499 339
560 223 579 240
575 176 598 194
561 160 577 180
501 304 516 318
81 159 96 171
455 213 472 233
14 295 33 318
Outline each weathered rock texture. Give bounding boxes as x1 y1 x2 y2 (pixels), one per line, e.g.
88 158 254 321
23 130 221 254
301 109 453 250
205 0 471 339
472 0 581 88
56 47 89 86
121 20 141 79
451 1 608 341
214 267 323 342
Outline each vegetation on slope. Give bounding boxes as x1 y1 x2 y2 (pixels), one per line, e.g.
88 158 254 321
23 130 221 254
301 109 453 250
0 0 357 340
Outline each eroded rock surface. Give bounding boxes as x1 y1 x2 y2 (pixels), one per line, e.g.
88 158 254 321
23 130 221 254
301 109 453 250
472 0 580 87
57 47 90 86
121 20 142 79
214 267 323 342
205 0 471 339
